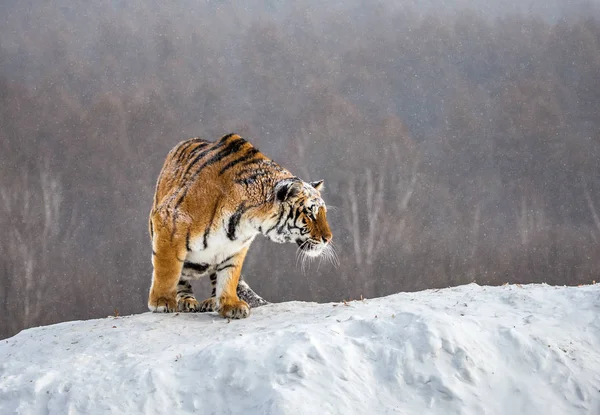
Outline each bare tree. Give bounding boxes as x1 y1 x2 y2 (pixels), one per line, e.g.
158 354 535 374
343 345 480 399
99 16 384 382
294 128 313 181
0 164 77 336
343 172 363 267
342 167 386 269
582 174 600 242
515 191 546 245
389 142 420 244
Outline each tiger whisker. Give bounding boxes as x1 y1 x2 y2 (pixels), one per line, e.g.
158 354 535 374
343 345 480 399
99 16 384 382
327 242 340 267
301 250 309 273
296 240 311 273
326 204 339 212
324 244 337 271
295 248 302 268
321 246 331 268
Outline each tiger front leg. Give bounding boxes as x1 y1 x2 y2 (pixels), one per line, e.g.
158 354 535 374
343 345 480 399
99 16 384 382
214 249 250 319
197 273 217 312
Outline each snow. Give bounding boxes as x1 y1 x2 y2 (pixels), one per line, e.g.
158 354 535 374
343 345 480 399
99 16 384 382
1 283 599 415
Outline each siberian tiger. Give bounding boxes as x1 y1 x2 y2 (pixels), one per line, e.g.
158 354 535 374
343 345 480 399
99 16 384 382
148 133 333 319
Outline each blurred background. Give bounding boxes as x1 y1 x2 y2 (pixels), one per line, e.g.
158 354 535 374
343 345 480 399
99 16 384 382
1 0 600 339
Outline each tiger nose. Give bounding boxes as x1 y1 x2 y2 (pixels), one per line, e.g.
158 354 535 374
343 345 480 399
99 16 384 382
322 233 332 244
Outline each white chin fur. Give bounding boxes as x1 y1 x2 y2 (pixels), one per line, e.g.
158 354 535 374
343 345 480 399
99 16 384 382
303 246 325 257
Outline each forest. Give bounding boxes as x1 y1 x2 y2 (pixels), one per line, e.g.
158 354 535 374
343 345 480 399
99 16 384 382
1 0 600 339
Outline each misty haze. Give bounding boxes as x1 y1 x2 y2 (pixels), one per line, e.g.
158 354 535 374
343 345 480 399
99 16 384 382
1 0 600 340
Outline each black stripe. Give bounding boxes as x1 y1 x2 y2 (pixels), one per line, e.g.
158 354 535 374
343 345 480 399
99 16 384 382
174 139 199 163
173 187 189 211
219 148 260 175
210 274 217 297
219 254 235 265
203 196 222 249
152 250 157 256
235 163 282 181
235 170 272 186
239 158 282 171
153 175 162 208
293 207 302 225
177 139 207 164
277 208 296 234
266 205 286 234
179 141 210 168
183 262 209 273
174 138 199 158
219 133 236 142
149 220 154 239
226 204 247 240
170 210 179 240
186 229 191 251
177 281 193 294
217 264 236 272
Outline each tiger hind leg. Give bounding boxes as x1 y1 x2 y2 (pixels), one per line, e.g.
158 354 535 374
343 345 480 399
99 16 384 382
148 216 186 313
237 277 269 308
176 279 200 312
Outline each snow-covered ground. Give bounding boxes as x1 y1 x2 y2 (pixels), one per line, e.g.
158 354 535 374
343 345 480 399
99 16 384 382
1 283 599 415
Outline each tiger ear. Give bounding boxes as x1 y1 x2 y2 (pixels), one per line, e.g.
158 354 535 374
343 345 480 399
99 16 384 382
310 180 324 191
275 180 302 202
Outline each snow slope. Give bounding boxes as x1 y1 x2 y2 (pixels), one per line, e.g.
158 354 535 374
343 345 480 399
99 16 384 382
1 283 599 415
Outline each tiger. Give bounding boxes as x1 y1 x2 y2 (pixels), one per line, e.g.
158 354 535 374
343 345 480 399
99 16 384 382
148 133 333 319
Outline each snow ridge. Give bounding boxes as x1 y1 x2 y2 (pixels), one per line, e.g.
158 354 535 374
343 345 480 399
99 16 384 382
1 283 599 414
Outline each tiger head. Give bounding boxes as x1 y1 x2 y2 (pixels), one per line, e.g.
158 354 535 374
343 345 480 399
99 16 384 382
262 178 333 258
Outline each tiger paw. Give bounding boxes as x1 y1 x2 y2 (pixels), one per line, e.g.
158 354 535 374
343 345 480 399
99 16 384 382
219 299 250 319
177 297 200 312
198 297 216 313
148 293 177 313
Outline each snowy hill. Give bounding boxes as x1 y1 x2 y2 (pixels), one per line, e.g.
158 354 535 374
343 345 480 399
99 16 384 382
1 284 599 415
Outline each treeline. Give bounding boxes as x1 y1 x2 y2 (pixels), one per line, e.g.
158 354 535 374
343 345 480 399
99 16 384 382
1 1 600 338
